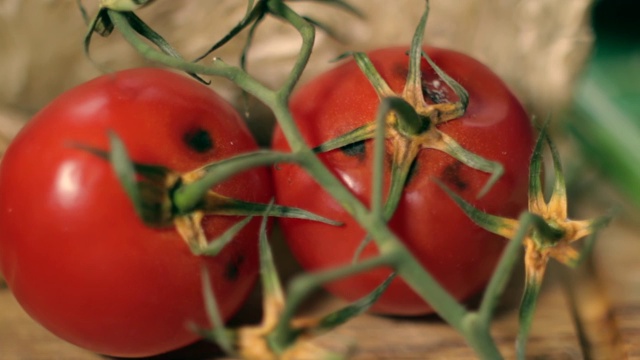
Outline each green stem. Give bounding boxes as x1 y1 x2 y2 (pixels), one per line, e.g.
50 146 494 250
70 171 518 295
392 97 424 137
403 0 429 105
352 94 389 263
270 139 488 353
378 97 422 218
371 96 389 217
122 11 208 83
200 267 236 354
108 10 277 107
395 258 467 330
173 150 298 213
516 279 543 360
385 149 413 218
438 132 503 198
194 216 254 256
270 252 399 352
269 0 316 98
529 123 547 208
421 53 469 116
259 201 286 304
461 313 504 360
477 213 528 325
351 52 395 97
110 5 504 358
396 258 502 358
192 0 267 63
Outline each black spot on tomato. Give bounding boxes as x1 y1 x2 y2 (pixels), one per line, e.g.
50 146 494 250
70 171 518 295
340 140 366 159
183 128 214 153
393 63 409 79
441 161 467 191
422 78 449 104
224 255 245 282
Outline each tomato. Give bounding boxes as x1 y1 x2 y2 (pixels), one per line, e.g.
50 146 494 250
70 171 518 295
0 68 268 357
272 47 534 316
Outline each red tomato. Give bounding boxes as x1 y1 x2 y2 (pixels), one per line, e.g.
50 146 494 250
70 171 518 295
272 47 533 316
0 68 268 357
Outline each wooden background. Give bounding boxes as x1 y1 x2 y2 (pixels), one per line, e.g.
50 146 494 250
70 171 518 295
1 213 638 359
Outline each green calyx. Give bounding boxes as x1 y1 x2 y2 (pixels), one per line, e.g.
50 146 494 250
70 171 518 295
71 131 176 227
438 123 612 359
73 0 614 357
314 0 502 227
76 0 208 84
79 131 340 255
193 0 363 66
193 204 395 359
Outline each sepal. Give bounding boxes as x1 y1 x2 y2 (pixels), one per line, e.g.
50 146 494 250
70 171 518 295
439 125 612 359
195 204 392 359
78 132 341 254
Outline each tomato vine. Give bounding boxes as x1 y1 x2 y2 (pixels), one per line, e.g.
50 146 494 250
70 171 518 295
89 0 609 358
1 0 610 359
103 3 508 356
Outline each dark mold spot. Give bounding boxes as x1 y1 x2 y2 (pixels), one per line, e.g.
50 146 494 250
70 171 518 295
441 161 467 191
421 78 449 104
393 63 409 80
340 140 366 159
183 128 214 153
224 255 245 282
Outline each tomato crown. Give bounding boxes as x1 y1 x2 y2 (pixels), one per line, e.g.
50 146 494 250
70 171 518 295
79 131 341 254
312 7 504 233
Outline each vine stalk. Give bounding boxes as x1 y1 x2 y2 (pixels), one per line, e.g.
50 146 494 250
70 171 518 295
106 1 512 358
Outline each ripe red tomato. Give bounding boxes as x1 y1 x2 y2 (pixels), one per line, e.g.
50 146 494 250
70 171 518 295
0 68 268 357
272 47 534 316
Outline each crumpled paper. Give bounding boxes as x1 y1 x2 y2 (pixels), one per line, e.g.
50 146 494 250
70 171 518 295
0 0 593 149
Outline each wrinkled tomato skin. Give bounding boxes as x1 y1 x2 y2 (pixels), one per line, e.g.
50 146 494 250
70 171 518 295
0 69 268 357
272 47 534 316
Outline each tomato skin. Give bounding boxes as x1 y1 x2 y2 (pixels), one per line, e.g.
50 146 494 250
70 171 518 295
272 47 534 316
0 68 268 357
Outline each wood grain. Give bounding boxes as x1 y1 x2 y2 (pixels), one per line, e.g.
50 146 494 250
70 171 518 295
3 218 638 360
593 223 640 358
0 277 582 360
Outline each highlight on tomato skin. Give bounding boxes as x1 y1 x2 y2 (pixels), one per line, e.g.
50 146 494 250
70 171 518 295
0 68 269 357
271 46 535 316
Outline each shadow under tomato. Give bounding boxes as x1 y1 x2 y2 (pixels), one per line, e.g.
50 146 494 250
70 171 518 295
369 261 528 325
104 340 227 360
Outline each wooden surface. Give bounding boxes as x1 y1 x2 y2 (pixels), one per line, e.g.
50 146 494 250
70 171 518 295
0 114 637 358
0 272 580 360
593 223 640 358
1 219 638 359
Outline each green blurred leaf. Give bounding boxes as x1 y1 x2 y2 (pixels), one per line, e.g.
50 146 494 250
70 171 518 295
567 0 640 210
312 273 395 335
